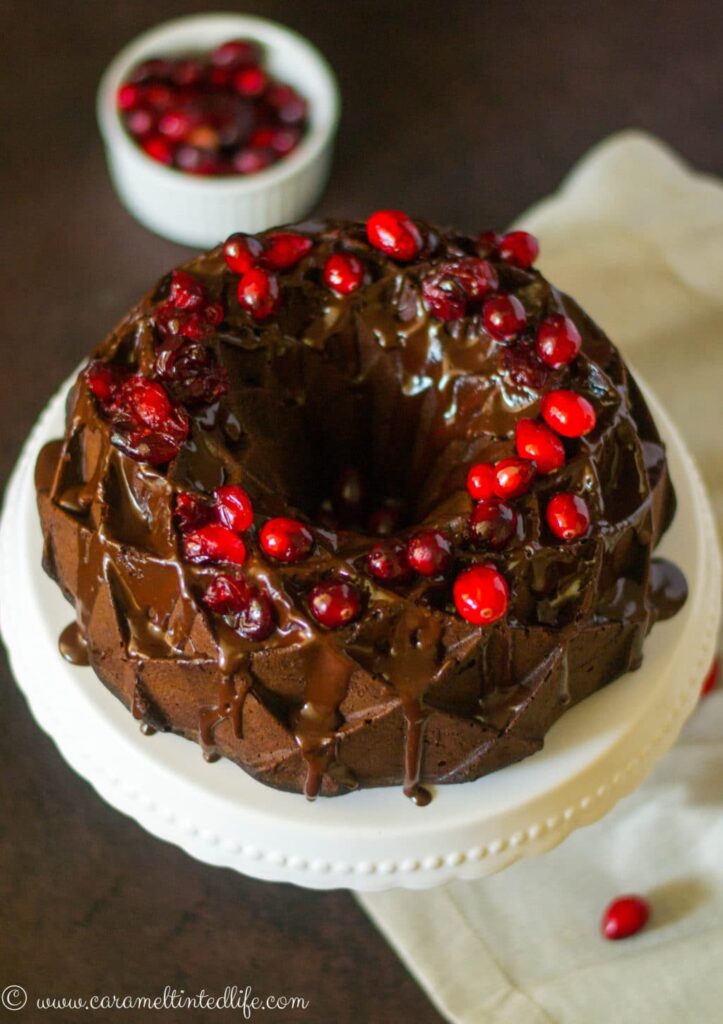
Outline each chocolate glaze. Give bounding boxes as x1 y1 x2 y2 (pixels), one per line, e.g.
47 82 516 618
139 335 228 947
35 218 687 801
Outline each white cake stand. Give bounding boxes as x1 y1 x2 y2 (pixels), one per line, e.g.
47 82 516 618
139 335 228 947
0 372 719 891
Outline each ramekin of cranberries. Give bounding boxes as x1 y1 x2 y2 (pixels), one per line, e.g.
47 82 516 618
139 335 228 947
97 14 339 246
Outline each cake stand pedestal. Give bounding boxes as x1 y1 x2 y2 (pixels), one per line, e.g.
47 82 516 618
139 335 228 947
0 372 719 891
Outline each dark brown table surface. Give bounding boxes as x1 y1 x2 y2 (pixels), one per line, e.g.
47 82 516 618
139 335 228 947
1 2 721 1021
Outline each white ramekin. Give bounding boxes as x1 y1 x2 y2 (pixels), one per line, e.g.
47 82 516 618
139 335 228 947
97 13 340 248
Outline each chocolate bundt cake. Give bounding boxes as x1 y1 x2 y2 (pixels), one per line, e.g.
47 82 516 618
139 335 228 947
35 214 687 803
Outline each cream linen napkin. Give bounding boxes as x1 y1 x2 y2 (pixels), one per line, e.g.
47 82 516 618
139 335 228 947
358 132 723 1024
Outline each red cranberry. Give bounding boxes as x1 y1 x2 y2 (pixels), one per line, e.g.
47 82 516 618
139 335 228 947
536 314 582 368
233 147 275 174
175 491 212 533
211 39 261 69
237 267 281 320
368 502 402 536
260 517 314 562
483 294 527 340
175 145 221 176
323 252 365 295
263 231 313 270
453 564 509 625
308 581 361 629
142 135 174 165
466 463 497 501
541 390 597 438
407 529 452 576
154 338 228 406
203 574 274 641
702 657 720 696
493 458 535 499
126 108 155 138
366 210 422 262
117 83 143 111
249 125 275 148
85 360 122 405
515 419 566 475
501 341 549 391
497 230 539 268
266 83 308 125
546 492 590 541
157 109 195 142
145 84 174 110
169 269 205 310
601 895 650 940
183 524 247 566
468 500 518 549
223 232 264 274
214 484 254 532
234 65 268 97
421 269 467 321
129 58 175 84
172 58 206 88
367 540 411 583
269 127 302 156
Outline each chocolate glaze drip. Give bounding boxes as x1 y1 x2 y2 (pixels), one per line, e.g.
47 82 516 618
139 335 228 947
35 218 686 802
59 621 89 666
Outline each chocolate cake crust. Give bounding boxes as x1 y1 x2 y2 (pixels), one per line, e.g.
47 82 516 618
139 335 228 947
35 218 687 803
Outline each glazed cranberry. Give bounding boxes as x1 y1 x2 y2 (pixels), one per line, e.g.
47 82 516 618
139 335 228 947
237 267 281 320
233 146 275 174
546 492 590 541
541 390 597 438
203 574 274 641
174 491 212 533
468 500 518 550
483 294 527 340
154 338 228 406
476 229 500 255
497 230 539 268
126 108 155 139
367 540 411 583
366 210 422 262
701 657 720 696
142 136 174 165
323 252 365 295
260 517 314 562
169 269 205 310
266 83 308 124
466 462 497 501
309 581 361 629
601 895 650 940
421 270 467 321
515 419 565 475
211 39 261 69
446 257 499 301
368 502 402 536
453 564 509 625
223 232 264 274
183 524 247 566
536 314 582 368
109 377 189 465
117 83 143 111
157 109 195 142
501 341 549 391
263 231 313 270
214 484 254 532
407 529 453 576
493 458 535 499
85 360 122 405
234 65 268 97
